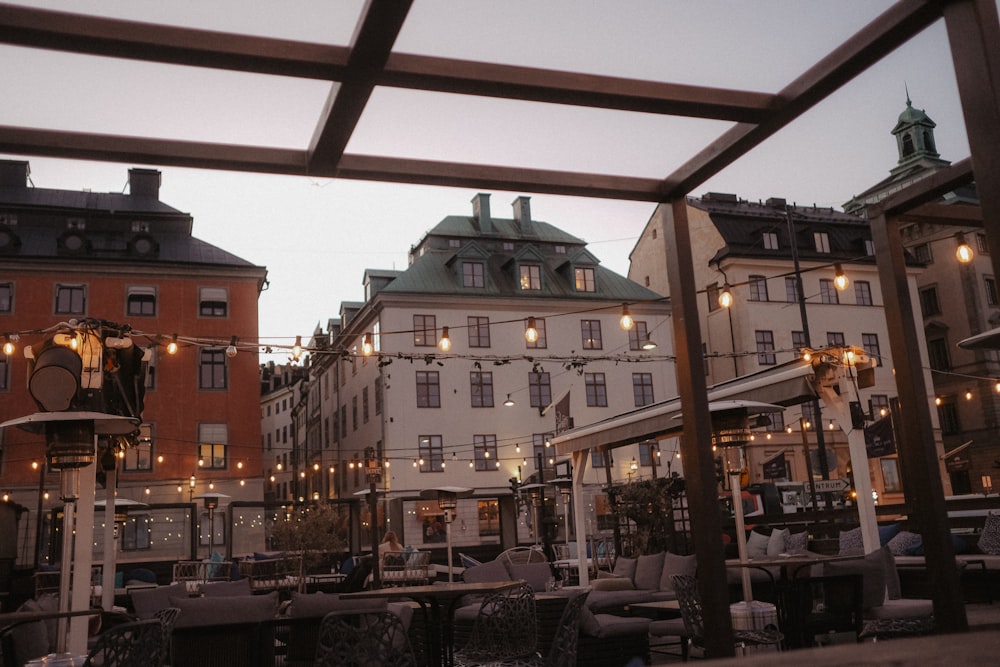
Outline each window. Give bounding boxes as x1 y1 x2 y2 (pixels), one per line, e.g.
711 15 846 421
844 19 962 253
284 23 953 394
632 373 654 407
987 276 999 306
525 317 547 349
748 275 768 301
978 232 990 254
413 314 436 346
529 372 552 408
519 265 541 290
55 284 85 314
375 376 383 415
913 243 932 263
755 330 776 365
0 282 11 312
870 394 890 419
462 261 485 288
765 410 785 432
554 245 566 254
881 459 901 493
418 435 443 472
814 232 831 253
819 279 839 304
801 401 817 426
919 286 941 317
478 499 501 536
864 239 876 256
927 338 950 371
470 371 494 408
574 267 596 292
144 347 157 390
449 239 461 248
126 286 156 316
762 232 779 250
584 373 608 407
792 331 807 353
861 333 881 363
628 321 649 351
580 320 602 349
533 433 555 470
340 405 347 438
198 424 227 469
121 513 151 551
785 277 800 303
473 434 498 471
937 401 960 435
827 331 846 346
352 396 358 431
362 387 370 423
122 424 153 471
416 371 441 408
503 242 514 251
591 449 611 468
707 283 720 311
198 349 227 389
638 440 658 466
198 287 228 317
467 316 491 348
855 281 873 306
0 355 8 390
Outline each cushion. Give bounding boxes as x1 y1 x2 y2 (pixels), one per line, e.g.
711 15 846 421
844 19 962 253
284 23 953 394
887 530 922 556
633 552 665 590
10 599 49 665
579 606 651 639
170 591 279 628
659 552 696 592
131 582 189 619
824 548 887 610
878 523 902 546
838 527 864 554
200 578 251 597
767 528 789 557
507 562 551 592
979 513 1000 555
462 559 510 583
591 576 634 592
611 556 637 581
254 551 285 561
125 567 157 584
288 591 387 618
784 531 809 554
746 530 770 559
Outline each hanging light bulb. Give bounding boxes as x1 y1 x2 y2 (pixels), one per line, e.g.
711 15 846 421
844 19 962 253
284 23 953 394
418 456 425 466
166 334 179 355
965 388 973 401
718 283 734 309
630 457 638 471
935 396 942 406
619 305 634 331
641 335 657 351
515 443 521 453
438 326 451 352
4 333 21 356
503 394 515 407
833 263 849 291
495 460 501 468
469 460 474 468
995 381 1000 394
292 335 303 360
801 348 813 362
361 333 373 357
786 425 793 434
226 336 238 358
524 317 538 344
956 232 974 263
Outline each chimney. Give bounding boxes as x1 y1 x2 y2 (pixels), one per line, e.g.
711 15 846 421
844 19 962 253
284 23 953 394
765 197 787 209
512 196 532 233
0 160 29 188
128 168 161 199
471 193 492 233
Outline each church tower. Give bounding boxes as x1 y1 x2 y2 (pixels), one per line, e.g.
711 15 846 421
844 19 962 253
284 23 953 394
890 94 950 175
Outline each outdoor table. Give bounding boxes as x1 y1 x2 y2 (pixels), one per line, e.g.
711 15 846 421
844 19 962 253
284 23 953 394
342 580 521 667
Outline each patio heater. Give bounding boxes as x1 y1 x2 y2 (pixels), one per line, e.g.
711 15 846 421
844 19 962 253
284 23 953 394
518 483 549 547
550 477 573 545
419 486 473 582
195 492 230 559
364 447 382 589
95 496 147 610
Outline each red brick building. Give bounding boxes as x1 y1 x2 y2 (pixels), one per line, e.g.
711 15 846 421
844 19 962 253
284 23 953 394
0 161 267 552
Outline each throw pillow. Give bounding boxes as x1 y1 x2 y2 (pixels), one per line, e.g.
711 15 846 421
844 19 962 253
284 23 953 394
591 576 634 592
462 559 509 584
767 528 789 557
746 530 770 559
978 512 1000 555
887 530 922 556
611 556 637 581
659 552 697 592
784 531 809 554
878 523 902 546
838 527 864 554
200 578 251 597
634 552 665 590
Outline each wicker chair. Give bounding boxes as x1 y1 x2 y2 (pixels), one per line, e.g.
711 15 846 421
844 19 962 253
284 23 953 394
152 607 180 666
83 618 164 667
313 610 416 667
454 583 537 667
670 574 782 655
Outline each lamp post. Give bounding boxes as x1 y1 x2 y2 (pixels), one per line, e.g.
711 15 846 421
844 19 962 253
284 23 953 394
364 446 383 589
419 486 473 582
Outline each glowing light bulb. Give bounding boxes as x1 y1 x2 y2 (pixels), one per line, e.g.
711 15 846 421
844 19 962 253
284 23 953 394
524 318 538 344
438 327 451 352
619 305 634 330
833 264 849 291
718 284 734 309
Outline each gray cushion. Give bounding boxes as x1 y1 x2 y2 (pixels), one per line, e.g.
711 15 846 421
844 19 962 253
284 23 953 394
462 559 510 583
579 605 651 638
200 578 252 597
747 530 769 559
507 562 551 592
824 548 887 610
659 552 696 592
10 599 49 665
865 597 933 620
612 556 637 581
767 528 789 556
170 591 279 628
785 531 809 554
634 552 665 590
591 576 633 591
288 591 387 618
839 527 864 554
979 512 1000 555
131 582 189 619
887 530 922 556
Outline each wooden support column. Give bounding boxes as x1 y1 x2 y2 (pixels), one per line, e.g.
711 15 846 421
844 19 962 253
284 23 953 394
660 200 735 658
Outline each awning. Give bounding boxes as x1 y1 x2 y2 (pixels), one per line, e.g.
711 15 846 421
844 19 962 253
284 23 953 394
553 359 817 456
958 327 1000 350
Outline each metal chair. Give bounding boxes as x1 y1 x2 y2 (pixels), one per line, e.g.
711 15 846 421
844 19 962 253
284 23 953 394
83 618 164 667
670 574 782 655
152 607 180 666
538 590 589 667
313 610 416 667
785 573 863 647
454 583 538 666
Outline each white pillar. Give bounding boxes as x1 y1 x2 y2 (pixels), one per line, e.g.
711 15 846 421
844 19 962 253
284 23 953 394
571 449 591 586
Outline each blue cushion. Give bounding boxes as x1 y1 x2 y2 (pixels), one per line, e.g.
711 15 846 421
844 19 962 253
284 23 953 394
126 567 157 584
878 523 902 546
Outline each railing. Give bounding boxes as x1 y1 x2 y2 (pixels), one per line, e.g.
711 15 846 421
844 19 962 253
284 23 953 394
239 554 303 593
381 551 431 587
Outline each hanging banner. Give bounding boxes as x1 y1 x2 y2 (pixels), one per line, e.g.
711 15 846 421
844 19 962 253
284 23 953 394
554 390 574 433
864 416 896 458
762 451 787 480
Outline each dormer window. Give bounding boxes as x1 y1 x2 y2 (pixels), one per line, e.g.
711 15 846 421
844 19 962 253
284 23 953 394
574 267 596 292
519 265 541 290
554 245 566 254
763 232 779 250
67 218 86 230
449 239 462 248
865 239 876 256
814 232 831 253
463 261 485 288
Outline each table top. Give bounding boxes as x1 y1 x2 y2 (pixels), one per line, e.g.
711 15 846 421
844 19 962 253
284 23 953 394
0 608 100 631
627 599 680 611
725 553 863 569
342 580 520 602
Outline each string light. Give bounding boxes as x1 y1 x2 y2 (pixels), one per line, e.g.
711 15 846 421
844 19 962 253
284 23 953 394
965 389 973 401
225 336 238 358
718 283 734 309
956 232 974 263
524 317 538 344
362 333 373 357
438 326 451 352
833 264 849 291
3 333 19 356
291 335 303 361
166 334 178 355
619 305 634 331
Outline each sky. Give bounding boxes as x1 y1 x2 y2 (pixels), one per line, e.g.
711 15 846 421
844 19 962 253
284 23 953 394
0 1 982 362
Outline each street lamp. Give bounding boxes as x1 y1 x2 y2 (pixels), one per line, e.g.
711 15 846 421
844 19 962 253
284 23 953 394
364 446 383 588
419 486 473 582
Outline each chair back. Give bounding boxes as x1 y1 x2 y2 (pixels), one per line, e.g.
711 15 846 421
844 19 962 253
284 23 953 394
544 590 589 667
669 574 704 646
460 583 538 662
314 610 416 667
152 607 180 666
83 618 164 667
